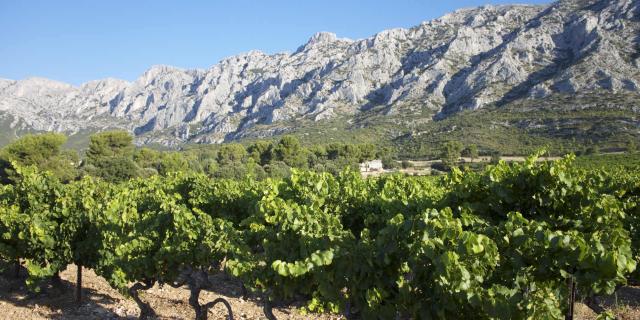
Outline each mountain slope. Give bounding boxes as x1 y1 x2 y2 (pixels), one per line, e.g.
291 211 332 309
0 0 639 147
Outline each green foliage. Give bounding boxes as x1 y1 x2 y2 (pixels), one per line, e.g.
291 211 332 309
0 133 78 183
84 131 138 182
57 176 112 270
86 130 134 161
462 144 479 160
574 153 640 170
157 152 189 175
272 135 308 168
213 164 249 180
0 164 67 289
490 151 502 164
264 161 292 179
585 145 600 155
1 154 639 319
2 133 67 164
245 158 268 180
440 141 464 169
0 131 388 182
444 155 636 296
86 156 138 183
216 143 247 165
626 139 637 154
381 157 399 170
134 147 161 170
247 140 273 165
326 143 377 163
94 174 245 294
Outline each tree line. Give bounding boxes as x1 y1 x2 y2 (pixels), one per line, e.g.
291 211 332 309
0 131 389 184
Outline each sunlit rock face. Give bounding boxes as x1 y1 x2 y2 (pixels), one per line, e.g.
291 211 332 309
1 0 638 146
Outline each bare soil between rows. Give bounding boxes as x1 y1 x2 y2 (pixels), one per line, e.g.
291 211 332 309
0 264 638 319
0 264 340 319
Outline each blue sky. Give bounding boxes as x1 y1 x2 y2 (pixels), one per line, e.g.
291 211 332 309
0 0 550 85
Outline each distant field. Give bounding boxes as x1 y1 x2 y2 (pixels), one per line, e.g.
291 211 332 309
574 153 640 170
375 153 638 177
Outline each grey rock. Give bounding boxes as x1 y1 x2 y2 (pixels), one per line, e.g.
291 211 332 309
1 0 638 146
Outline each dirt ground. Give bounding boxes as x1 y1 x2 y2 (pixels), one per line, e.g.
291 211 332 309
0 264 340 320
0 264 638 319
573 285 640 320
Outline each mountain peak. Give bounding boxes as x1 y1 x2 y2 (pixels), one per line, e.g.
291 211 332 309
144 65 185 76
295 32 353 54
309 32 338 44
0 0 638 147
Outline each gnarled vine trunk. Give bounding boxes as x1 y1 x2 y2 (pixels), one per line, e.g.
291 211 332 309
75 264 82 303
129 280 156 320
584 296 606 315
171 268 234 320
565 276 576 320
344 300 358 320
263 298 277 320
14 259 20 278
240 283 248 300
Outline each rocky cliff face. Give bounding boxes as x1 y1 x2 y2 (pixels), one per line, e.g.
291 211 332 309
1 0 638 146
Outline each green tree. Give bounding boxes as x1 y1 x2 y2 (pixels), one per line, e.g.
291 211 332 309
462 144 479 161
627 139 637 154
134 148 161 170
213 164 249 180
381 157 399 170
264 161 292 178
585 146 600 155
326 143 342 160
93 157 139 183
158 152 189 175
358 143 377 162
272 136 308 168
0 133 78 183
243 158 268 180
401 160 413 169
86 130 134 162
440 141 464 169
308 145 328 167
247 141 273 165
216 144 247 165
84 131 138 182
202 158 218 177
325 143 366 162
490 151 502 164
376 146 395 160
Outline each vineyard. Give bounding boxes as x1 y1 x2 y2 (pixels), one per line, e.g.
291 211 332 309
0 153 639 319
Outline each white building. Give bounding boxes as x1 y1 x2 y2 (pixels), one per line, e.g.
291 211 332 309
359 159 384 172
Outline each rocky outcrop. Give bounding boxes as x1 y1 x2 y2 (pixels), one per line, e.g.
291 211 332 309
0 0 638 146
